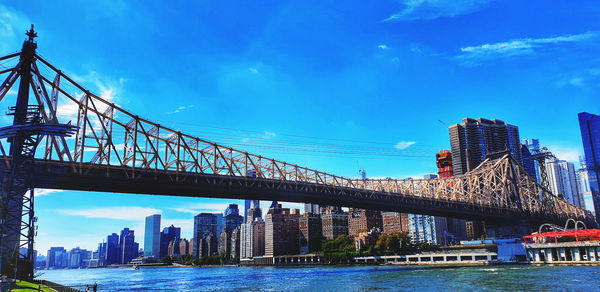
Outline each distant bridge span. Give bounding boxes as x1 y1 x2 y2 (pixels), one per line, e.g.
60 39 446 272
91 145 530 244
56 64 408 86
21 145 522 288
0 27 594 278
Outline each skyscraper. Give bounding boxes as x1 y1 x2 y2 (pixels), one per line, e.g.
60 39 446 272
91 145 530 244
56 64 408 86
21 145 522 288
546 157 585 208
578 161 596 213
219 204 244 260
224 205 244 231
119 228 139 264
105 233 120 265
240 219 265 259
407 214 448 245
265 204 300 256
144 214 161 258
304 203 319 214
449 118 521 240
225 204 240 216
522 138 541 183
160 225 181 258
244 200 260 222
578 112 600 222
46 247 66 269
449 118 522 175
193 213 218 258
299 213 322 254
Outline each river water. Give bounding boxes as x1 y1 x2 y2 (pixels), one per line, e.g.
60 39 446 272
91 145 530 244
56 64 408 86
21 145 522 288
38 265 600 291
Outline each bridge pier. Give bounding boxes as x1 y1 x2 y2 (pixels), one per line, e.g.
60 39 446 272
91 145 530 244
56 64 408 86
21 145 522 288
484 219 531 239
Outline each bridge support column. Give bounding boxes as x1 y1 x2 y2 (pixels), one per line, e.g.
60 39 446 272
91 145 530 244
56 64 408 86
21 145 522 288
484 220 531 239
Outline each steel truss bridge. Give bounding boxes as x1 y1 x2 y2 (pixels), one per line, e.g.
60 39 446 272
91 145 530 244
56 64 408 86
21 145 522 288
0 27 594 278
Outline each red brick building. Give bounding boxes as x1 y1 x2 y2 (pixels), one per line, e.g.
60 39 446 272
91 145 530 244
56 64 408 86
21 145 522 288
299 213 322 254
265 204 300 256
382 212 409 234
348 209 382 237
321 208 348 240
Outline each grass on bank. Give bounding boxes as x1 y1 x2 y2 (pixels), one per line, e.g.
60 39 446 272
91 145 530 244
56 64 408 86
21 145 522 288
11 280 55 292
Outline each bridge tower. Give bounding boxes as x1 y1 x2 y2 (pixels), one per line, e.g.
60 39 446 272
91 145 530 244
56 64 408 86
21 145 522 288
0 26 76 280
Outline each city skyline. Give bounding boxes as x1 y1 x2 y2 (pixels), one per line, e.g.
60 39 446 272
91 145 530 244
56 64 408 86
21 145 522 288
1 0 598 253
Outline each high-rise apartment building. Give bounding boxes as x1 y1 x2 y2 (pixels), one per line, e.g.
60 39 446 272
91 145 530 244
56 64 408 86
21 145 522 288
449 118 522 175
197 234 218 257
321 208 349 240
178 238 190 256
381 212 409 234
265 204 300 256
167 238 181 257
348 209 382 237
231 227 241 260
299 213 322 254
407 214 448 245
240 219 265 259
144 214 161 258
578 112 600 223
546 157 585 208
436 150 453 178
449 118 521 240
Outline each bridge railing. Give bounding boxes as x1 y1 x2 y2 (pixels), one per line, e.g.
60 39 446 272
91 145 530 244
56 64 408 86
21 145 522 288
0 51 592 222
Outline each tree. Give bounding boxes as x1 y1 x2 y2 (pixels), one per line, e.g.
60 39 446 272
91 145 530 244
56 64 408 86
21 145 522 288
375 232 413 255
161 255 173 264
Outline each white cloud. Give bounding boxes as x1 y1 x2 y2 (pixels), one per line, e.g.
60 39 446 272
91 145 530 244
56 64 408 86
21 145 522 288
410 46 423 54
248 67 259 74
456 31 600 65
0 4 31 52
171 203 232 215
263 131 276 137
555 68 600 88
547 145 582 163
377 44 390 50
394 141 416 150
166 104 195 114
383 0 492 22
57 206 162 220
34 189 63 197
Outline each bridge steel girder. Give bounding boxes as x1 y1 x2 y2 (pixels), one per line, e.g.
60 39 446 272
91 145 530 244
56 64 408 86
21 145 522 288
14 159 584 227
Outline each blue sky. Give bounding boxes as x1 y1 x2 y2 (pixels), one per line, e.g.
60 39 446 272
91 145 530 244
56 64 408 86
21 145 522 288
1 0 599 254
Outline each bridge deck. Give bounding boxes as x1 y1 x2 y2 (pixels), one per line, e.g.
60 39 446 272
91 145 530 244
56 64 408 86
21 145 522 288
11 158 555 224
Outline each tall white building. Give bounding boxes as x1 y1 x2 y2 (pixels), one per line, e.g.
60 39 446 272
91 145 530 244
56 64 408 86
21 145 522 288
546 158 585 209
240 219 265 259
407 214 447 245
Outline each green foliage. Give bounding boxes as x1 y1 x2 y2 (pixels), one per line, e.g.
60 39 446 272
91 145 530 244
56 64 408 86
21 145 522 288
13 280 54 292
375 232 413 255
322 235 354 253
161 255 173 264
193 255 222 266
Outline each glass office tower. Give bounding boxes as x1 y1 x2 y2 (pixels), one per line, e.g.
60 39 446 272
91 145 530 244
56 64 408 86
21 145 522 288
578 112 600 223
